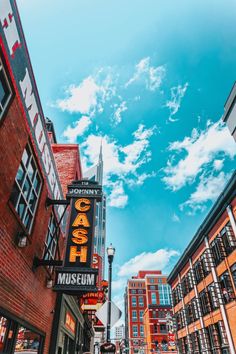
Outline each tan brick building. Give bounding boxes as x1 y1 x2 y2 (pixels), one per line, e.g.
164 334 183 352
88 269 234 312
168 171 236 354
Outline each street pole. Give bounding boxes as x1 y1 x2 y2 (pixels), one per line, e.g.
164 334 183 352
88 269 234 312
106 244 115 343
107 259 112 342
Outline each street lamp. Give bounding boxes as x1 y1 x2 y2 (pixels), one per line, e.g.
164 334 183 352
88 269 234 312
106 243 115 342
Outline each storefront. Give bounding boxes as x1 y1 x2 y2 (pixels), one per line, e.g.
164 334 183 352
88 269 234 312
50 294 85 354
0 308 45 354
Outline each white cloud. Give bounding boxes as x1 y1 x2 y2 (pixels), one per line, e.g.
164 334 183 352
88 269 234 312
113 101 127 125
165 83 188 122
82 124 156 207
127 171 156 187
57 69 116 116
112 278 127 292
63 115 92 143
172 213 180 222
213 159 224 171
57 77 100 114
118 249 179 277
180 171 231 213
125 57 165 91
163 121 236 191
108 181 128 208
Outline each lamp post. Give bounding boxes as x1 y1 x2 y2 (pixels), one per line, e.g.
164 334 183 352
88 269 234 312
106 243 115 342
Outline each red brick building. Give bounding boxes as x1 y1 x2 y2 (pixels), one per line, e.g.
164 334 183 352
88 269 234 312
168 171 236 354
124 271 176 354
0 1 92 353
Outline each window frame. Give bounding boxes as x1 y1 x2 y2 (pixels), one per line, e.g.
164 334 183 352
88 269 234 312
0 56 13 121
132 325 138 338
131 296 137 307
219 271 235 304
138 296 144 307
9 144 42 234
132 310 137 322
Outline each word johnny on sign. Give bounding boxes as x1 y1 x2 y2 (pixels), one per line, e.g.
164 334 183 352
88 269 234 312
67 180 102 201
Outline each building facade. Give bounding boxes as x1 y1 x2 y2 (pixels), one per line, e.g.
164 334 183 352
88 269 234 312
83 145 106 277
124 271 175 354
0 1 94 353
115 324 125 340
168 171 236 354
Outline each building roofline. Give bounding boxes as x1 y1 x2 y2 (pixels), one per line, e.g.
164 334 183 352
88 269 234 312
168 171 236 284
222 81 236 123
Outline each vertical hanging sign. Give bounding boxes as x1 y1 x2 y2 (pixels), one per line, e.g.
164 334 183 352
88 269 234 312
54 180 102 293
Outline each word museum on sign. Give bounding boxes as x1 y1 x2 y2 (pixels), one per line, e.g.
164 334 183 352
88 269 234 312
57 271 96 286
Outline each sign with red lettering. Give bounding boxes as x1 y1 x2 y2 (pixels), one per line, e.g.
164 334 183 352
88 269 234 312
65 311 76 335
92 254 102 287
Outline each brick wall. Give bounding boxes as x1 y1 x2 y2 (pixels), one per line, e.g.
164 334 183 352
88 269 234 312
0 96 59 353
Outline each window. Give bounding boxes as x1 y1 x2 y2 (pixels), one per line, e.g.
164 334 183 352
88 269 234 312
140 325 144 337
132 325 138 337
0 314 43 354
160 324 167 333
181 274 192 296
190 331 201 353
150 278 155 283
185 302 194 324
172 286 181 306
152 310 157 318
15 326 41 353
199 289 211 315
150 285 156 290
221 223 236 256
231 263 236 287
208 283 219 310
211 238 225 266
44 214 57 263
0 57 12 119
139 311 144 321
0 316 9 352
151 292 157 304
138 296 144 307
138 289 143 294
158 310 165 318
10 145 42 232
178 337 189 354
193 259 204 284
158 284 172 305
206 322 229 354
131 290 136 294
175 311 184 331
192 299 199 321
153 324 158 333
131 296 137 307
132 310 137 321
219 271 234 304
201 251 211 277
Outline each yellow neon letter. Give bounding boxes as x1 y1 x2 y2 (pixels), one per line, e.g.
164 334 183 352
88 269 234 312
71 229 88 245
72 213 90 227
74 198 91 212
69 246 88 263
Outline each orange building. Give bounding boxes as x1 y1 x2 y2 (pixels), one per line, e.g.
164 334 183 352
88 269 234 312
168 171 236 354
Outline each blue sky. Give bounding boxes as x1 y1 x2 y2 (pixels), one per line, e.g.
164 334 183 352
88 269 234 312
17 0 236 315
